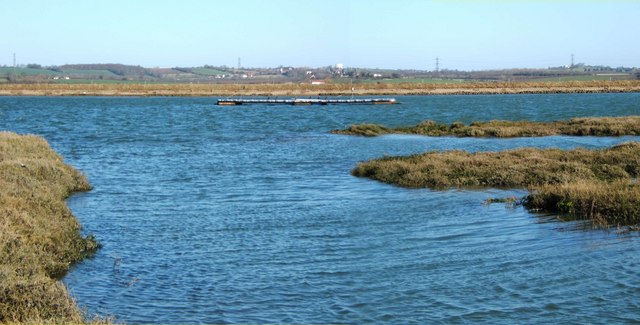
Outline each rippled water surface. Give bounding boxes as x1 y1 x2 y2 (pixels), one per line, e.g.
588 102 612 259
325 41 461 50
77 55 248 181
1 94 640 324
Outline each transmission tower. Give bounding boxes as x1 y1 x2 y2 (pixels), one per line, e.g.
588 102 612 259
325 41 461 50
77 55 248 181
571 54 574 68
11 53 16 82
435 57 440 73
238 57 241 70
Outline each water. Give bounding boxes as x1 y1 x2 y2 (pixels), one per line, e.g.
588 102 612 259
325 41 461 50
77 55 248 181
1 93 639 324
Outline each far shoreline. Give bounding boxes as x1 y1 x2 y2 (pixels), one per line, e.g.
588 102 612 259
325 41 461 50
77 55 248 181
1 80 639 97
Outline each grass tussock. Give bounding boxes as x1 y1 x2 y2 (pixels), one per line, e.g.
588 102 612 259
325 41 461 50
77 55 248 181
333 116 640 137
525 180 640 227
353 142 640 227
0 132 103 323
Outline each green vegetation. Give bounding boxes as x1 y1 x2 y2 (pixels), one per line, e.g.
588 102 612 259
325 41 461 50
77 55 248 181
50 78 145 84
535 75 634 82
59 69 119 78
0 67 60 77
190 67 227 76
352 142 640 227
58 64 148 77
333 116 640 137
332 77 467 84
0 132 105 323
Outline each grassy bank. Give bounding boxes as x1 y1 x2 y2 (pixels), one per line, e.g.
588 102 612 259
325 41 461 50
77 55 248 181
0 80 639 96
0 132 101 323
352 142 640 227
333 116 640 137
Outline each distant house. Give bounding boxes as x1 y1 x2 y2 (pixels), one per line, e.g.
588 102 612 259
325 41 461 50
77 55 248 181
311 80 326 85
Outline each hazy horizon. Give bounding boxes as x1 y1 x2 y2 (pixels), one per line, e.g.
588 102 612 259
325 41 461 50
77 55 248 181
2 0 639 71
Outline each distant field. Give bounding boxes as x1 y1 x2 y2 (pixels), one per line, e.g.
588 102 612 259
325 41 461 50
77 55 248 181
190 67 228 75
59 69 119 78
0 67 119 79
379 78 467 84
0 67 124 79
535 75 635 82
49 78 148 84
333 78 469 84
0 67 59 76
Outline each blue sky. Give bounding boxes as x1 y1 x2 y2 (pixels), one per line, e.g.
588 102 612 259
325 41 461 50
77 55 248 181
1 0 638 70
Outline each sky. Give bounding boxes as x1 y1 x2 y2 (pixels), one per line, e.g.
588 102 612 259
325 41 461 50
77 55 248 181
1 0 639 70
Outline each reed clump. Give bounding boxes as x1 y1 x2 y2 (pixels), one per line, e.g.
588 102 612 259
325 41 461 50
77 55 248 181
0 132 101 323
333 116 640 137
525 180 640 226
352 142 640 227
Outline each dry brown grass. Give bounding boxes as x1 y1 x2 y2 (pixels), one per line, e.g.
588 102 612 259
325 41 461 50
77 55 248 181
352 142 640 227
334 116 640 137
0 132 105 323
1 80 640 96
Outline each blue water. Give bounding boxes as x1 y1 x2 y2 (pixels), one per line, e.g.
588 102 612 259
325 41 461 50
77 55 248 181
1 94 640 324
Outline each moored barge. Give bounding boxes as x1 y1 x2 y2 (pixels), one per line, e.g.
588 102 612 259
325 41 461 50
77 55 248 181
217 98 397 105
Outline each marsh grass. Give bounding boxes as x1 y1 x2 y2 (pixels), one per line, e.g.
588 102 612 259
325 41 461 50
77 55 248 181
0 132 105 323
525 180 640 227
334 116 640 137
1 80 640 96
353 142 640 227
